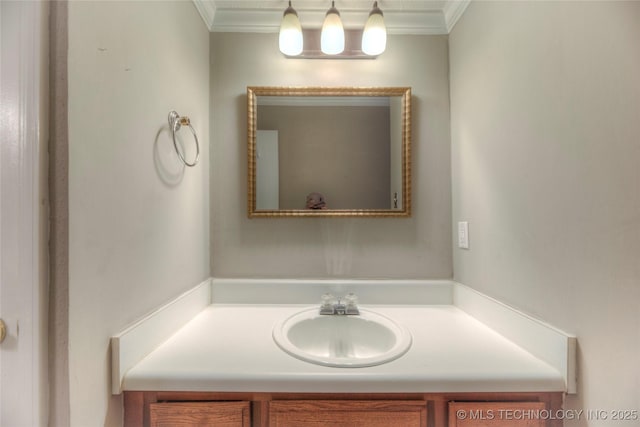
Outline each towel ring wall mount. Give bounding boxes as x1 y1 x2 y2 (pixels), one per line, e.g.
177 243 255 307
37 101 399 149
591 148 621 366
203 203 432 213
168 110 200 167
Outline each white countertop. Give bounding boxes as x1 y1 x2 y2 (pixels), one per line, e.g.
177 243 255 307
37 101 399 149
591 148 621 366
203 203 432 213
122 303 565 393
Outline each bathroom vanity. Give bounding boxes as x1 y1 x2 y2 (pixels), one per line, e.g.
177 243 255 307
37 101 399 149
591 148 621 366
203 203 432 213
113 279 575 427
124 390 562 427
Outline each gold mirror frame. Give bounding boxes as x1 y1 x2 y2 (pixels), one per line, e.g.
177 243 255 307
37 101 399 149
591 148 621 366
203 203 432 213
247 86 411 218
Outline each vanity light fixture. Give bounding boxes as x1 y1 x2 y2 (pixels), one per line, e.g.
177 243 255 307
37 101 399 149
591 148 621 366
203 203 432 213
320 1 345 55
361 1 386 55
278 1 386 58
279 1 303 56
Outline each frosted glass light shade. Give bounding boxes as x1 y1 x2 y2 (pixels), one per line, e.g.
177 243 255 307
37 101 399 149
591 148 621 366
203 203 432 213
321 2 344 55
279 4 303 56
362 3 386 55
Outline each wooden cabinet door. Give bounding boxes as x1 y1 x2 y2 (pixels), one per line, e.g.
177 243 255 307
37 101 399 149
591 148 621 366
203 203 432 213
269 400 427 427
150 401 250 427
449 402 546 427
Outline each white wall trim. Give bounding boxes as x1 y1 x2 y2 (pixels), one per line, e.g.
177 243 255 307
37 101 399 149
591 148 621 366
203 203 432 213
110 279 212 395
0 1 48 425
443 0 471 33
192 1 452 35
192 0 216 31
453 282 577 394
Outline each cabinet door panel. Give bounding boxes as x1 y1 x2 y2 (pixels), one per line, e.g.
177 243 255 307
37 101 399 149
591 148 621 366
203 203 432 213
449 402 546 427
150 401 250 427
269 400 427 427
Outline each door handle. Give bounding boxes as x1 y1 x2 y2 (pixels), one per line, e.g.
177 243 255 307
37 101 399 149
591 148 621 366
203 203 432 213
0 319 6 343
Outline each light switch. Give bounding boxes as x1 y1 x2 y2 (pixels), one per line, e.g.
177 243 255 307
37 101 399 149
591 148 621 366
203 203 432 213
458 221 469 249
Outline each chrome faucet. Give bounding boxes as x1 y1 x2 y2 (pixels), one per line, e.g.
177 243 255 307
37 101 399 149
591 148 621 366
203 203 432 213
319 293 360 315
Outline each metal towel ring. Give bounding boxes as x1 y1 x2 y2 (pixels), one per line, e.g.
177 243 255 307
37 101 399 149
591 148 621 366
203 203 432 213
168 110 200 167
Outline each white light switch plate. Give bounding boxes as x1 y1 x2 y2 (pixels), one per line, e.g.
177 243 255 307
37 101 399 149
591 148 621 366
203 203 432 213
458 221 469 249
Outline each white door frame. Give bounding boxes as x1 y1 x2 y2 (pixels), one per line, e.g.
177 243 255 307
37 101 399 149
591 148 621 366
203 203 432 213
1 1 48 426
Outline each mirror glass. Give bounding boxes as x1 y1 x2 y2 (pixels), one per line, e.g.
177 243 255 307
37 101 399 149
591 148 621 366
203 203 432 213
247 87 411 217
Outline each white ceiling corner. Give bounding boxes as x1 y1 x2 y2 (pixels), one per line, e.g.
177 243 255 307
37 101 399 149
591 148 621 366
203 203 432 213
192 0 216 31
192 0 470 34
443 0 470 33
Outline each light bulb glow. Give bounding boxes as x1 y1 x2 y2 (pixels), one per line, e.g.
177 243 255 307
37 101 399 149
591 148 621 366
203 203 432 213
362 3 386 55
279 3 303 56
321 2 344 55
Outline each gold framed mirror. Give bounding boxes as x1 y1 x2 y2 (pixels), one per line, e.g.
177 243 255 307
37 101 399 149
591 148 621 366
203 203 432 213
247 86 411 218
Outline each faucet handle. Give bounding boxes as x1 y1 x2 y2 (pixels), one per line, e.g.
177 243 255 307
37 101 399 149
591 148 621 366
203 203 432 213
344 292 358 305
344 293 360 315
321 293 336 305
320 293 337 314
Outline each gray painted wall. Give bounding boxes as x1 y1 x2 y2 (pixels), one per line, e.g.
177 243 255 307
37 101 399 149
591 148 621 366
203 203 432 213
210 33 453 279
65 2 210 425
450 2 640 425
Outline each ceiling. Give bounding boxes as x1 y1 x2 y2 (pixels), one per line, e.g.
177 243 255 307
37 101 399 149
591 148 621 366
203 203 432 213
192 0 470 34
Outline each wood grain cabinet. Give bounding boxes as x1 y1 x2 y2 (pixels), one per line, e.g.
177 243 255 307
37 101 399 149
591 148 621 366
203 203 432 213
268 400 427 427
448 402 546 427
124 391 562 427
149 401 251 427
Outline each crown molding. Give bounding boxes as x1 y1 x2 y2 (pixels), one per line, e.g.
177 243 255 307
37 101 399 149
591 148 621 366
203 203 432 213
192 0 216 31
191 0 469 35
443 0 471 33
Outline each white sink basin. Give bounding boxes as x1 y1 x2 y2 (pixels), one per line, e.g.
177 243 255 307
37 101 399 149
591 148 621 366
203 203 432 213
272 307 412 367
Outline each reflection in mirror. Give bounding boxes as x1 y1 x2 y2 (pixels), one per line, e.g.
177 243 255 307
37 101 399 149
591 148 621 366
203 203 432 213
247 87 411 217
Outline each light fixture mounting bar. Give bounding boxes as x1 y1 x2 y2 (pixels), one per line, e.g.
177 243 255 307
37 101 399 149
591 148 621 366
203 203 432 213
283 29 378 59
